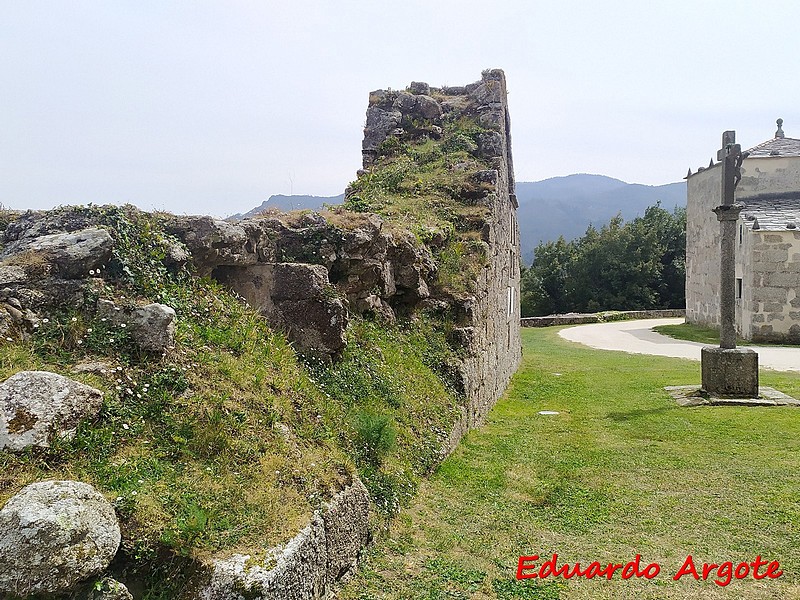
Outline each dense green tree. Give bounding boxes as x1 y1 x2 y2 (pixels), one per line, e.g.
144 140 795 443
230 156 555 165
520 203 686 316
520 236 574 316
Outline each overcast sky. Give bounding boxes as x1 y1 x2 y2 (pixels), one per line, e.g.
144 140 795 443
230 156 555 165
3 1 800 217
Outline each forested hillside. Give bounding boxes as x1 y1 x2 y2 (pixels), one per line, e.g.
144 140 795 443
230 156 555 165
520 203 686 316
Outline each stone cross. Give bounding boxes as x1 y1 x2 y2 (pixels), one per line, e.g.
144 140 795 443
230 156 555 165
700 130 758 399
713 130 744 349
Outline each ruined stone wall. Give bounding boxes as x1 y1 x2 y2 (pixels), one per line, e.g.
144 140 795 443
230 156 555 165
685 165 722 328
359 69 521 451
520 309 685 327
0 71 522 600
184 70 522 448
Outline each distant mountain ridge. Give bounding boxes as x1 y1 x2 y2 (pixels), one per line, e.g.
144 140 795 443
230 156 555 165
228 193 345 220
229 174 687 264
516 174 686 263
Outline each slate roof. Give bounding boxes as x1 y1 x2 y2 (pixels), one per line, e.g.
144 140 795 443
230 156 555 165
741 196 800 231
745 136 800 158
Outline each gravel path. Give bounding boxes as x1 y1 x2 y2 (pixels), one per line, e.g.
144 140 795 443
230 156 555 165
558 317 800 373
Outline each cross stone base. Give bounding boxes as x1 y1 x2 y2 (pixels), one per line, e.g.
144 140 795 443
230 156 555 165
701 347 759 398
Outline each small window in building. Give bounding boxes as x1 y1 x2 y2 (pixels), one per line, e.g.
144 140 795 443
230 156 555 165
739 224 743 245
736 278 743 299
507 286 515 318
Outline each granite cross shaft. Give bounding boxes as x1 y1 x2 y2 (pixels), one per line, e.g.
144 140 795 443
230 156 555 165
713 130 744 349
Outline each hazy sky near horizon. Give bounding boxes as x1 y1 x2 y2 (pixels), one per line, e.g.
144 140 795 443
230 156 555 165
3 1 800 217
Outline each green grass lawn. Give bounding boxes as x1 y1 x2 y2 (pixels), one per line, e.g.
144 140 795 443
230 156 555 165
339 327 800 599
654 322 800 348
652 322 728 345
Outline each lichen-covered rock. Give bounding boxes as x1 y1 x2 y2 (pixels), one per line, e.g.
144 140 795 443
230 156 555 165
97 299 176 353
0 265 28 285
0 480 121 597
2 277 91 313
0 371 104 451
1 227 113 279
201 514 327 600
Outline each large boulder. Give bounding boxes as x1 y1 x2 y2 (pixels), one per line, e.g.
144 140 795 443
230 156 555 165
0 371 104 452
0 480 121 597
1 228 113 279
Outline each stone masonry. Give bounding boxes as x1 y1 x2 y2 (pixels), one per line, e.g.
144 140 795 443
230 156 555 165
358 69 522 448
686 128 800 343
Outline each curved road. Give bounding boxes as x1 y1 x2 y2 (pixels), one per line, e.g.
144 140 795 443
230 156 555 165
558 317 800 373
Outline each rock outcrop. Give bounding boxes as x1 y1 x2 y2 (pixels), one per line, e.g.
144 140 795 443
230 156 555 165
0 227 113 279
0 480 121 597
0 371 104 451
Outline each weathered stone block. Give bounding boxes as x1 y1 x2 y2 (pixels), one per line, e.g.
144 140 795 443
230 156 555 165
97 299 176 353
701 347 759 398
763 302 786 313
763 271 800 287
753 286 789 303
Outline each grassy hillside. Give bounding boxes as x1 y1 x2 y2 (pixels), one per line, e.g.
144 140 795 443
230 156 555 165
0 205 465 597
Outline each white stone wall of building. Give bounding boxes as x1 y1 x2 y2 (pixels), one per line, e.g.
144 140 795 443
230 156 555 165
685 165 722 327
738 157 800 198
688 154 800 342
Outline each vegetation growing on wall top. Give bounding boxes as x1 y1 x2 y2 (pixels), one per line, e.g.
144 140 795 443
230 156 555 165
346 112 497 296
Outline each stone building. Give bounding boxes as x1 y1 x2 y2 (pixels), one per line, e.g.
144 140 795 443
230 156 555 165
686 120 800 342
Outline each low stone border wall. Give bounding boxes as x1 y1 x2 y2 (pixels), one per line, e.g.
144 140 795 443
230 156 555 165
520 309 685 328
199 478 371 599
